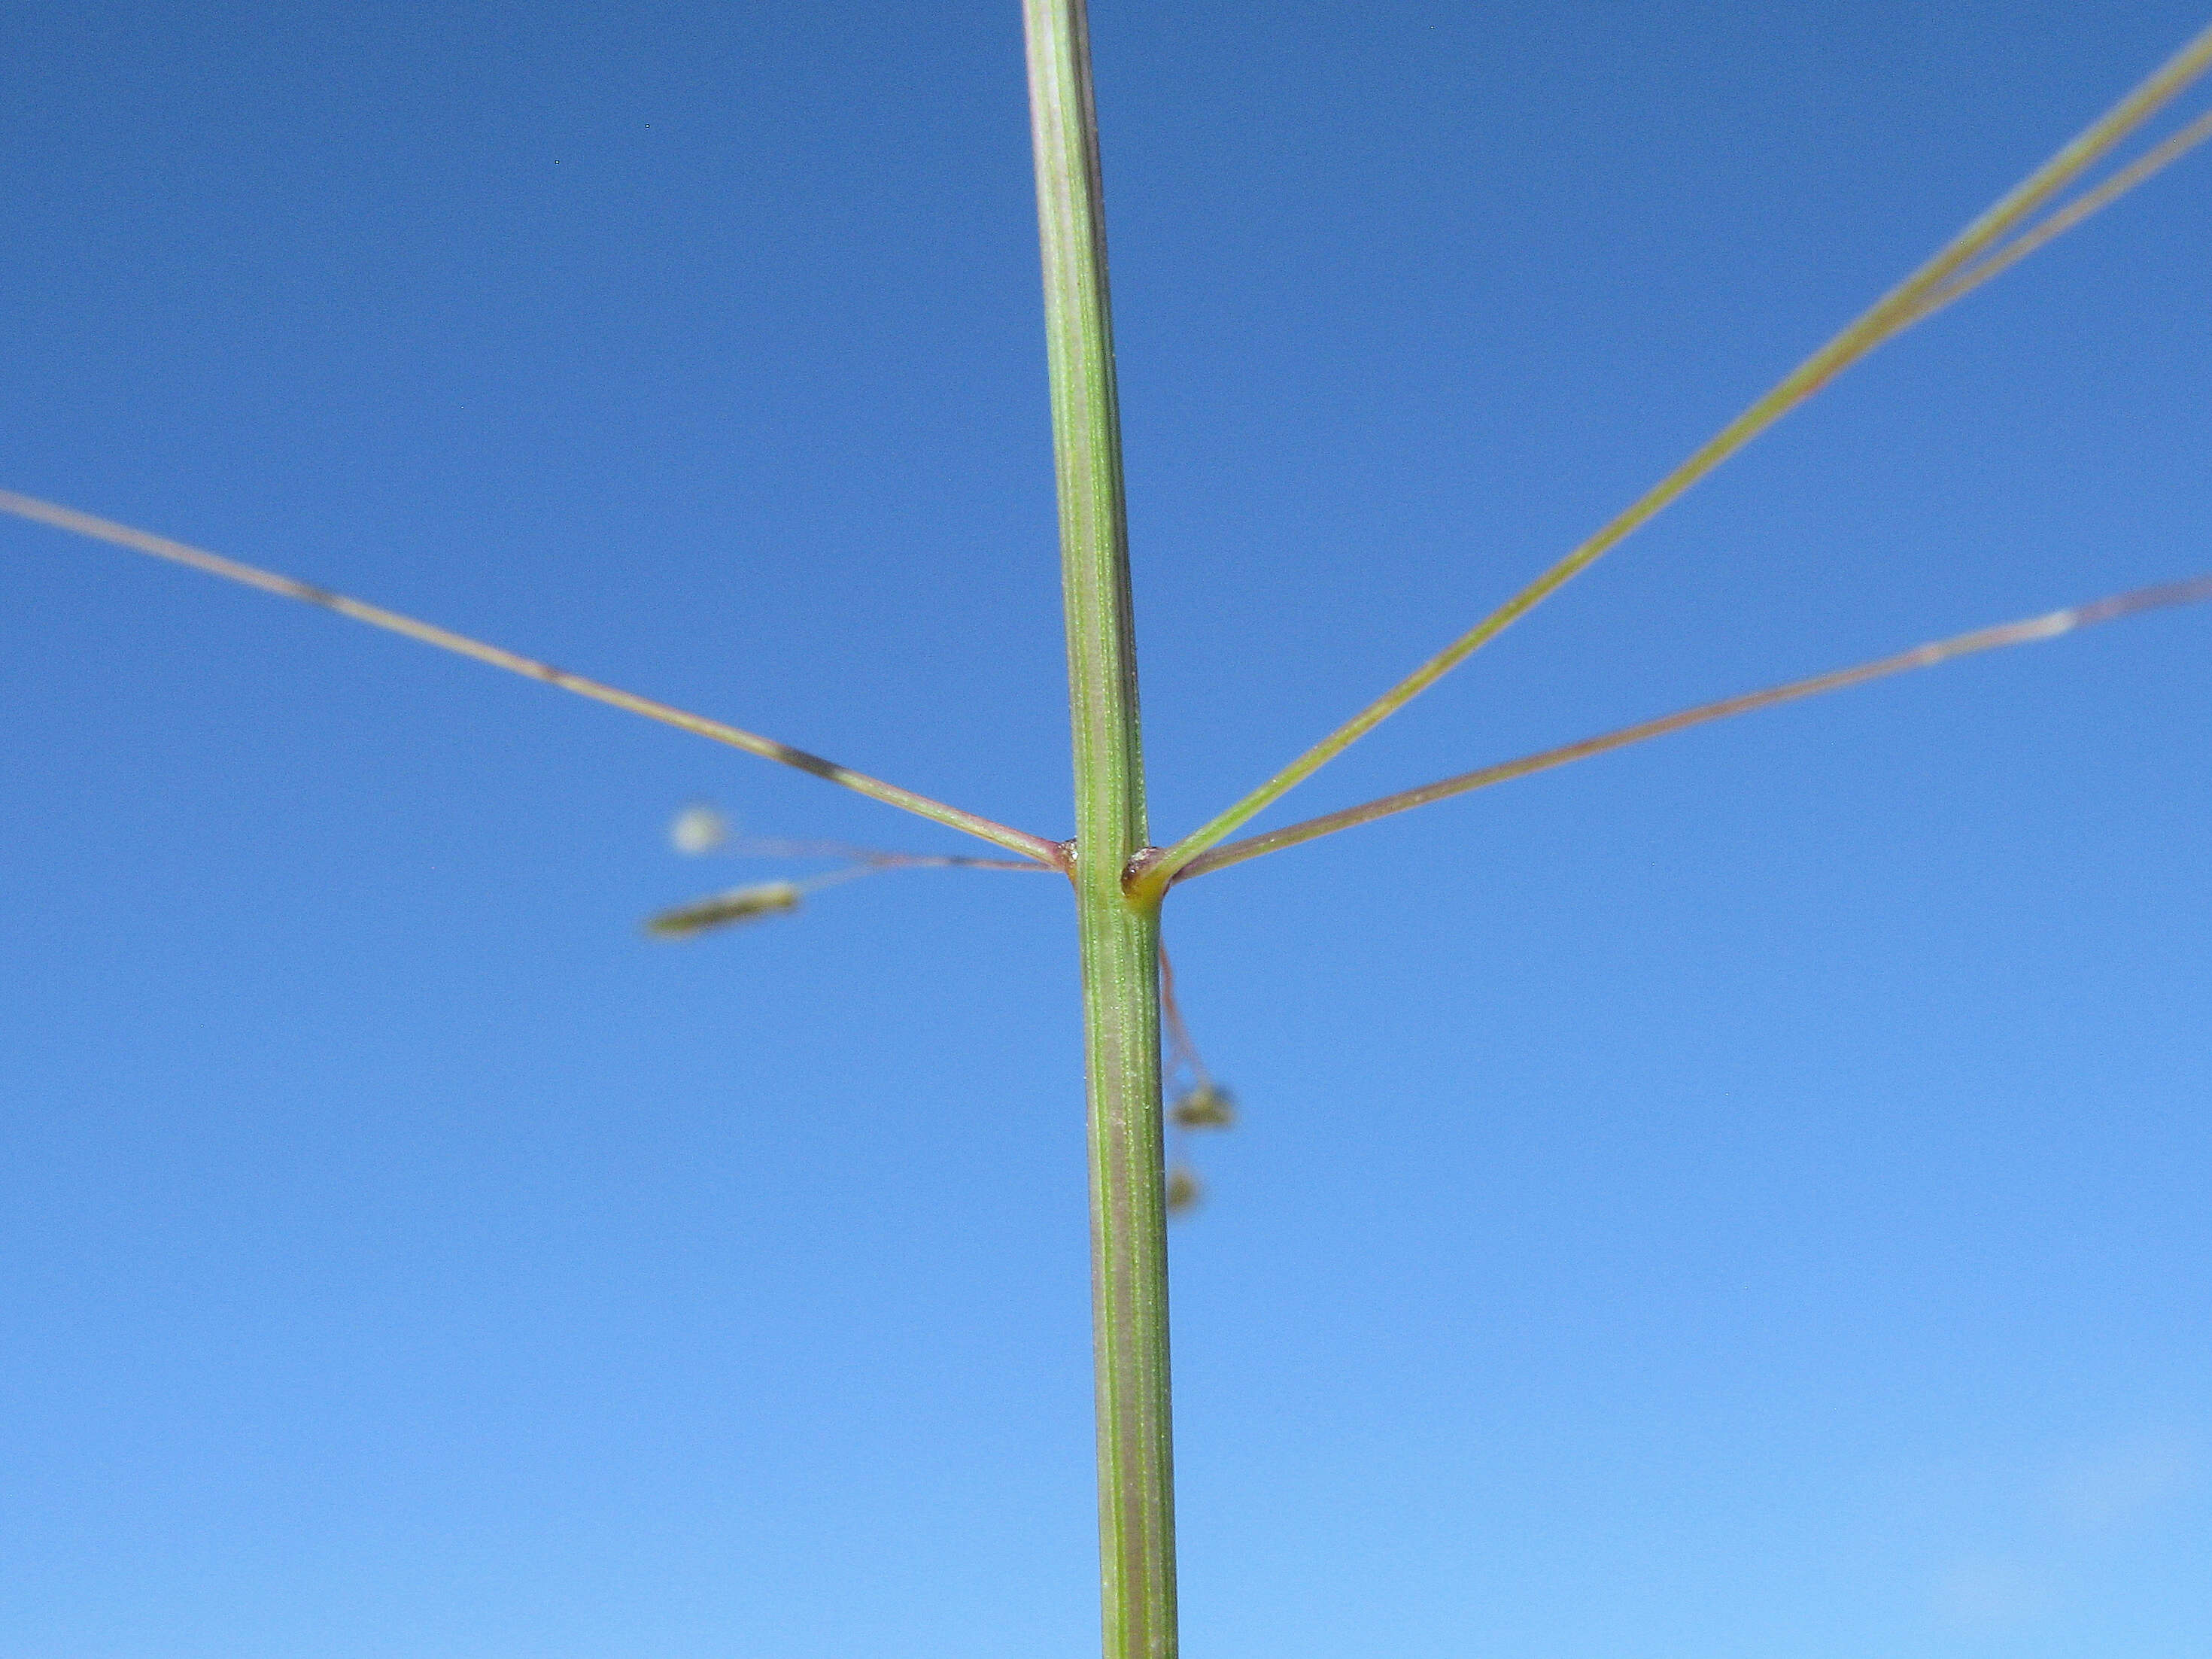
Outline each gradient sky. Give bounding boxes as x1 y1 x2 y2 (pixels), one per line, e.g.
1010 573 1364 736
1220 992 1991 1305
5 3 2210 1655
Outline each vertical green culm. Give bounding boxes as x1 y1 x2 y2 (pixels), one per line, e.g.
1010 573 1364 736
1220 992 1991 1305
1020 3 1177 1657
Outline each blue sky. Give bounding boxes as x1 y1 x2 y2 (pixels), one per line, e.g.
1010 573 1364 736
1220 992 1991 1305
4 2 2209 1654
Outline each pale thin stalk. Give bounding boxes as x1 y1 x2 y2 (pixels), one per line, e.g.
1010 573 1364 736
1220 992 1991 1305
0 489 1062 867
1022 2 1177 1656
1156 949 1208 1090
1911 103 2212 321
1173 573 2212 883
1137 20 2212 896
713 835 1055 871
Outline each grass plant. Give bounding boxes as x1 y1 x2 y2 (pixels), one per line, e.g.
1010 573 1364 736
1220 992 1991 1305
8 7 2212 1655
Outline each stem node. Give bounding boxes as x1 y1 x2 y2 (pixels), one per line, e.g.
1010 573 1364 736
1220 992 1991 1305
1024 2 1178 1652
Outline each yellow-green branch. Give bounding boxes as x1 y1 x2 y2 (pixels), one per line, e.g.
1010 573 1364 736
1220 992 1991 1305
1135 19 2212 898
0 488 1063 867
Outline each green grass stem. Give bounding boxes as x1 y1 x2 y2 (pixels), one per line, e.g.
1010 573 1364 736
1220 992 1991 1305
1022 2 1177 1654
13 17 2212 1655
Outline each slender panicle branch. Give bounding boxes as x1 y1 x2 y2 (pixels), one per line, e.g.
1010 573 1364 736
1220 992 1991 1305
1156 949 1208 1091
1156 947 1232 1218
1172 573 2212 883
0 489 1063 867
1136 20 2212 897
709 835 1056 872
1913 104 2212 322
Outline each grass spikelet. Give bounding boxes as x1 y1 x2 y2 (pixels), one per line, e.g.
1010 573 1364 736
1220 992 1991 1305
643 881 803 939
1168 1083 1236 1131
670 804 731 854
1165 1167 1203 1216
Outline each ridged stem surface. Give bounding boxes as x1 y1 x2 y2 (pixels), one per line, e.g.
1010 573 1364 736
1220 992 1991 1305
1022 4 1177 1657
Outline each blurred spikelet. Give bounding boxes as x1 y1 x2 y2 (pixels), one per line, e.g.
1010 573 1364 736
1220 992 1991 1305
643 880 801 938
1168 1083 1235 1131
670 804 731 855
1165 1165 1202 1215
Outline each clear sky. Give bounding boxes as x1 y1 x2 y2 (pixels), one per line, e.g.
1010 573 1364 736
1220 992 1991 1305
4 3 2209 1654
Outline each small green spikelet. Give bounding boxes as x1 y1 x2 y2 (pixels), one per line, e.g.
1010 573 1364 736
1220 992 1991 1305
1168 1082 1236 1131
1165 1165 1202 1216
643 881 803 939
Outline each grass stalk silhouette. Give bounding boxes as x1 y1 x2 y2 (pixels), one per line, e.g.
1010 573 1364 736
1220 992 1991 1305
8 10 2212 1657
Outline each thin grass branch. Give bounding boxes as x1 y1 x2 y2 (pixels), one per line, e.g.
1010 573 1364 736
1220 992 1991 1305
1158 946 1234 1217
708 836 1056 873
1137 21 2212 895
643 808 1052 937
1171 573 2212 884
1911 104 2212 323
0 489 1065 867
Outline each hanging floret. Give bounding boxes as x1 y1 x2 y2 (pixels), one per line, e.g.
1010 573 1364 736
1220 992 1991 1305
1168 1083 1236 1131
643 881 803 938
1159 946 1238 1217
1164 1166 1202 1216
